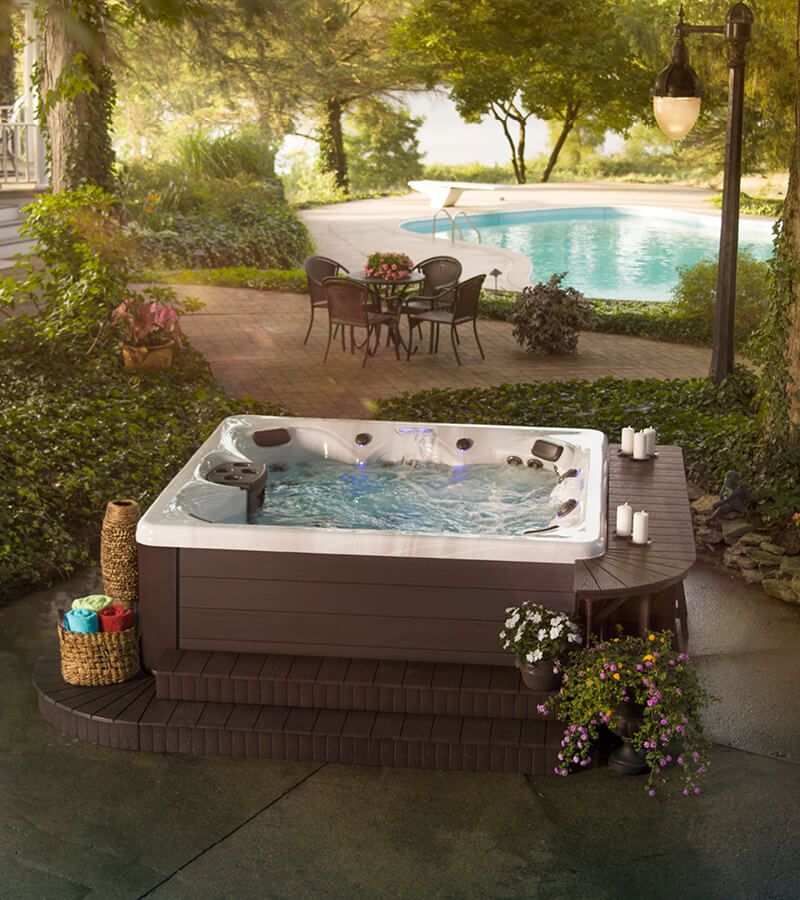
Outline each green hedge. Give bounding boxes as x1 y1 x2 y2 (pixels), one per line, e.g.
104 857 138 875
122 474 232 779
375 369 762 494
155 266 308 293
0 317 287 602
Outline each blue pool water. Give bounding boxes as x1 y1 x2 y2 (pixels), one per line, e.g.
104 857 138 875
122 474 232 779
401 206 776 302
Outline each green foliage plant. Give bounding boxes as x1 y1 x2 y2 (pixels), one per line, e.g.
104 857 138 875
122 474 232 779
499 603 582 667
157 267 308 293
375 369 760 498
509 273 597 354
0 315 286 603
708 192 784 217
539 630 714 797
670 249 772 353
344 99 424 193
0 187 137 346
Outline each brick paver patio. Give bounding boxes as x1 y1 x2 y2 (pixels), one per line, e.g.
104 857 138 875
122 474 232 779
177 284 714 419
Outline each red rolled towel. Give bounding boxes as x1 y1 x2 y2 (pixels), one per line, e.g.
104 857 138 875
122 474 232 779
98 603 135 633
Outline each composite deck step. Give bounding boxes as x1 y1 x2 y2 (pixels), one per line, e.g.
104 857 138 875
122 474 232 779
33 655 562 775
151 649 550 720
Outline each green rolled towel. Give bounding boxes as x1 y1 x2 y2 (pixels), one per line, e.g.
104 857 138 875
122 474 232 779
72 594 114 612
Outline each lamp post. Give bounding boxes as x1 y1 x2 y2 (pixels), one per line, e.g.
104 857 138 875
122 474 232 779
651 3 754 385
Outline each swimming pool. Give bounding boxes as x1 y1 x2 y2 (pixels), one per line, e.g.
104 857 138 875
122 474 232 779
401 205 776 302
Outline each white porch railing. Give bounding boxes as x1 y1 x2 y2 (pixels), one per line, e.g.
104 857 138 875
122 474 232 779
0 103 42 188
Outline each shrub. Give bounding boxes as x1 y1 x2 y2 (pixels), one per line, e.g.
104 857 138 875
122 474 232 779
0 187 137 347
670 249 772 352
587 300 712 345
128 198 314 271
375 369 762 500
0 316 287 603
509 273 597 354
157 267 308 293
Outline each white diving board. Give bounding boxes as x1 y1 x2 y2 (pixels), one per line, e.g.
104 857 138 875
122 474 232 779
408 180 511 208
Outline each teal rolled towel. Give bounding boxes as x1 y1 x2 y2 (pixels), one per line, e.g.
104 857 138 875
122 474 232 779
72 594 113 612
65 608 99 633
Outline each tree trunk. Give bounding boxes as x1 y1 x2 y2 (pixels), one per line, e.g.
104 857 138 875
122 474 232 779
39 0 115 193
540 103 581 184
497 114 526 184
0 14 15 107
781 87 800 425
317 97 349 192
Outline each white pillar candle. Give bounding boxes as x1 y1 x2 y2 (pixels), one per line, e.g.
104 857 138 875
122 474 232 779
621 426 635 455
616 502 633 537
632 510 649 545
644 426 656 456
633 431 648 460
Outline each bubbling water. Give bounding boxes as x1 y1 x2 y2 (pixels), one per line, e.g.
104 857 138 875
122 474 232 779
251 458 561 535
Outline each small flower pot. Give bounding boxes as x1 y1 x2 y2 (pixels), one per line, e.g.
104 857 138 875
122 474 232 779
121 341 174 370
519 660 560 692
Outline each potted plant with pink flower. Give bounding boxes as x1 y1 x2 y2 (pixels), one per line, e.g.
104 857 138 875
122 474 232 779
111 287 185 370
364 251 414 281
538 629 715 796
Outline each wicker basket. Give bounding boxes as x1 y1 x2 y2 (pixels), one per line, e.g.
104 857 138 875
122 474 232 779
58 625 141 686
101 499 141 610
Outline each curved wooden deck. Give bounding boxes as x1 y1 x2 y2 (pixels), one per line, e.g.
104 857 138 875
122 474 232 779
575 444 695 640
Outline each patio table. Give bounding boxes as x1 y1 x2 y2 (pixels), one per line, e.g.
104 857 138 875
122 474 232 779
349 271 424 355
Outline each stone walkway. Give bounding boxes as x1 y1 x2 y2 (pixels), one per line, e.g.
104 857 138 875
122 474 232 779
178 284 713 418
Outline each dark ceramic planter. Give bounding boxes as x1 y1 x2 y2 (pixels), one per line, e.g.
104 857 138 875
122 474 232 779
518 660 560 692
608 699 650 775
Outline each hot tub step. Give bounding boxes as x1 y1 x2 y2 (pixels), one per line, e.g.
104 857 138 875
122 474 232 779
151 649 551 720
34 655 562 774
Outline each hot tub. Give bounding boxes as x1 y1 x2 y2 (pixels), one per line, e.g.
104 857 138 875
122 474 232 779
136 416 608 669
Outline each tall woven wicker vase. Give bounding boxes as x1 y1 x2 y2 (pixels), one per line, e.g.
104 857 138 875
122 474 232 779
101 499 141 610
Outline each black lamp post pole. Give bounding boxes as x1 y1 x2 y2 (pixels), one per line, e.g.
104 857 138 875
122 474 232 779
709 6 753 383
674 4 753 384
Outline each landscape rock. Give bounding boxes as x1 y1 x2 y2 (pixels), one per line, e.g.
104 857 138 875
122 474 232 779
759 542 786 556
739 531 770 546
697 526 724 545
721 519 754 543
762 577 799 604
779 555 800 576
691 495 717 517
744 547 783 568
722 548 741 569
741 568 765 585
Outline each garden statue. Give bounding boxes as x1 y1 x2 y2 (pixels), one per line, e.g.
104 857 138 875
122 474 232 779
708 471 750 523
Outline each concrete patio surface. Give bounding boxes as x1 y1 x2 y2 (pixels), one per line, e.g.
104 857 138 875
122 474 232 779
3 562 799 899
4 185 799 898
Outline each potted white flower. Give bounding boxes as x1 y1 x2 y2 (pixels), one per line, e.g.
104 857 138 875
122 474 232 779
499 602 582 691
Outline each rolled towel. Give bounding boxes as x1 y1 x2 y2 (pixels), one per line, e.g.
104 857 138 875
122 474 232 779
64 608 100 633
72 594 114 612
97 604 135 633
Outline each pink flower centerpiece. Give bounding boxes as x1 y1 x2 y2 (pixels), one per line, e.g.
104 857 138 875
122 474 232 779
364 251 413 281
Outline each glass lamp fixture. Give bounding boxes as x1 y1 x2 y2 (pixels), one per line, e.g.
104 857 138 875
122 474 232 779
651 31 702 140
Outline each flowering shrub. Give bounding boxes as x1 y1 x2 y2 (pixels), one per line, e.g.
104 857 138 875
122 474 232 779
539 629 714 796
499 603 582 667
111 289 185 348
364 251 413 281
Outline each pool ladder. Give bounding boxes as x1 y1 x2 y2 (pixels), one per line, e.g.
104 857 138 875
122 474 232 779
432 208 481 243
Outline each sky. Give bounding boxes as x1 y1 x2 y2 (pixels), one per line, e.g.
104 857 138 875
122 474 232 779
276 91 552 171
